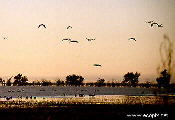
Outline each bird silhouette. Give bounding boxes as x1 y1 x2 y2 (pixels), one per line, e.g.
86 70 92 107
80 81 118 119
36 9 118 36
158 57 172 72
86 38 95 41
38 24 46 28
67 26 72 29
145 21 154 24
62 38 71 41
93 64 102 67
70 40 79 43
2 36 7 40
128 38 136 41
150 22 158 27
151 22 163 27
157 24 163 27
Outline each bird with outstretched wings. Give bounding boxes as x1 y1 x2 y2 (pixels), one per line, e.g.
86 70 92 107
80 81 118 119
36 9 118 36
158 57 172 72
128 38 136 41
38 24 46 28
150 22 163 27
67 26 72 29
150 22 158 27
93 64 102 67
69 40 79 43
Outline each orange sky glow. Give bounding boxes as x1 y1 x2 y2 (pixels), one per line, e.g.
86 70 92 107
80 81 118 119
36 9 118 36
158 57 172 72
0 0 175 83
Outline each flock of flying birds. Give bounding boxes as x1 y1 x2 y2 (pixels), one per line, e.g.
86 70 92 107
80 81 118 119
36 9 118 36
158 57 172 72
1 20 163 67
37 21 163 43
38 24 96 43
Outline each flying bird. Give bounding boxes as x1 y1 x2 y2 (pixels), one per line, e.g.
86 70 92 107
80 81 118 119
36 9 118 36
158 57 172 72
151 22 163 27
145 21 154 24
70 40 79 43
93 64 102 67
128 38 136 41
62 38 71 41
2 36 8 40
150 22 158 27
38 24 46 28
67 26 72 29
3 37 8 40
157 24 163 27
86 38 95 41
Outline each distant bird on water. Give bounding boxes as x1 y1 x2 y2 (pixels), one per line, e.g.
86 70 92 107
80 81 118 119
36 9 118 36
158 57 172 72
86 38 95 41
38 24 46 28
93 64 102 67
128 38 136 41
67 26 72 29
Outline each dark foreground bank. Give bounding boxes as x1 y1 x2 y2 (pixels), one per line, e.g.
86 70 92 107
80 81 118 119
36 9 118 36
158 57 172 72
0 104 174 120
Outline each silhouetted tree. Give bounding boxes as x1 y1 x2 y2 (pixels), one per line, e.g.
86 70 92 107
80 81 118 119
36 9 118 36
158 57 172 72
0 78 5 86
13 73 22 86
145 81 151 88
56 79 65 86
156 69 170 88
21 76 28 85
6 79 12 86
65 74 84 86
41 79 52 86
13 73 28 86
32 81 41 86
0 77 3 86
6 76 13 86
95 78 105 87
122 72 140 87
86 82 94 87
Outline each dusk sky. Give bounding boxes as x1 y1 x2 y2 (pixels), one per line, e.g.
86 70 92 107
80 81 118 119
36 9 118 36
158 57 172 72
0 0 174 83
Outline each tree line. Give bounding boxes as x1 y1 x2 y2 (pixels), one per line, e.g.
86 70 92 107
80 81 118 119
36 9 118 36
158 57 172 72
0 69 174 89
